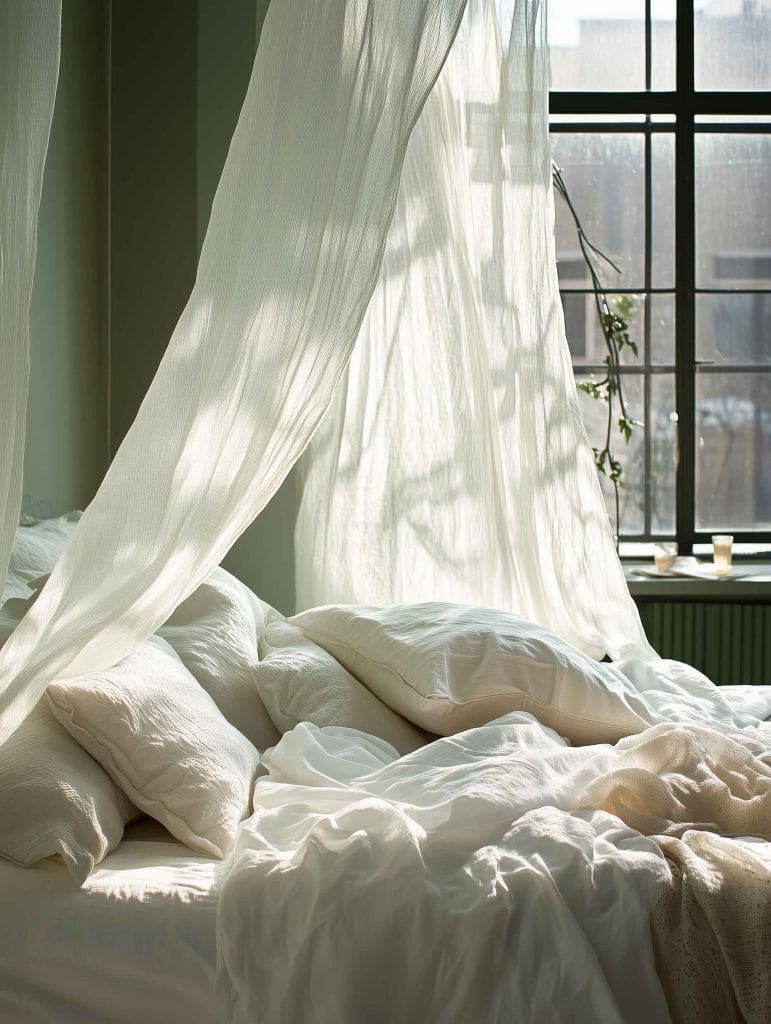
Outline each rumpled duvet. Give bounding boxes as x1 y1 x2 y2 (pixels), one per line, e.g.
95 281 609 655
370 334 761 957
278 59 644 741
217 711 771 1024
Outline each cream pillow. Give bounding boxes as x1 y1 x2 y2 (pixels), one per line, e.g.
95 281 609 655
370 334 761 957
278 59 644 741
291 602 656 744
158 568 280 750
6 512 80 596
47 637 260 858
256 617 428 755
0 700 137 884
0 596 136 884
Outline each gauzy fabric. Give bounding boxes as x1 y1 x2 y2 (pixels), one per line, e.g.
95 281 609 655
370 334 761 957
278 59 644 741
0 0 61 599
0 0 468 741
296 0 650 661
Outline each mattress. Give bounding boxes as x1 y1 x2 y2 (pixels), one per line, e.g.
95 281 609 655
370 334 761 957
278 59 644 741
0 819 221 1024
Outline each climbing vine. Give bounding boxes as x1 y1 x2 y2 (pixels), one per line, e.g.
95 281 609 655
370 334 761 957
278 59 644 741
552 162 642 544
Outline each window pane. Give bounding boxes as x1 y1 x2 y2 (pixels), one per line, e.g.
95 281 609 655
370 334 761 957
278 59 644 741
561 293 590 361
548 2 645 91
576 372 646 536
651 2 676 91
651 293 675 366
652 133 675 289
553 134 645 287
650 373 677 534
695 134 771 290
695 2 771 91
550 115 647 125
695 116 771 125
696 371 771 531
696 293 771 365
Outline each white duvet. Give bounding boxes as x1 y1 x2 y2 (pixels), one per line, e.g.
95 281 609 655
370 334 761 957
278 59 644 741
218 712 771 1024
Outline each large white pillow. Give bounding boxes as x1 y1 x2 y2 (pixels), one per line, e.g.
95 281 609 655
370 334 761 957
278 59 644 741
3 512 80 601
47 637 260 858
158 568 280 750
291 603 656 744
8 511 80 580
0 596 136 885
256 617 428 756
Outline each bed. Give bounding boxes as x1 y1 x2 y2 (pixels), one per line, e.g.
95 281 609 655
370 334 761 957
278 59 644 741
1 516 770 1024
0 819 220 1024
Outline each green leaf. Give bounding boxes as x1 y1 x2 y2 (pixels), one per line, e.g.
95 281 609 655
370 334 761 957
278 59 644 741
618 416 634 443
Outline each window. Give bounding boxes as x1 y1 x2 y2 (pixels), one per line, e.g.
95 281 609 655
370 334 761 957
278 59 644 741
549 0 771 551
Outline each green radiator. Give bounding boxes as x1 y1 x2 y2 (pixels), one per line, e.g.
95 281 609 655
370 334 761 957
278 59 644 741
635 601 771 686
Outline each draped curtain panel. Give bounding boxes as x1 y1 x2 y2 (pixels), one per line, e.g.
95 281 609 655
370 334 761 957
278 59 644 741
0 0 61 596
296 0 651 661
0 0 468 742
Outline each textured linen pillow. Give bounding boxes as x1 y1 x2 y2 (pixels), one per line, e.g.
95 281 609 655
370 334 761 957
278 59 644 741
0 596 136 885
7 512 80 587
291 602 657 744
158 568 280 750
3 512 80 602
47 637 260 858
256 617 428 755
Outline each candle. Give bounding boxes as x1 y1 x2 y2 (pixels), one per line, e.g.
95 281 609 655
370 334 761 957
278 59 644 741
712 534 733 575
654 542 678 572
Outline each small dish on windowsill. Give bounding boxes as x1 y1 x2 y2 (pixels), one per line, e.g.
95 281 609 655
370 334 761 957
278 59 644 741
632 555 750 581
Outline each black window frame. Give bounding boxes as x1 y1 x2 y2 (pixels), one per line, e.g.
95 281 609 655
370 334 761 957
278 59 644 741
549 0 771 553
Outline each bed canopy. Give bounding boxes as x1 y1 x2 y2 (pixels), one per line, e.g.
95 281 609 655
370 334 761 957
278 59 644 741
0 0 652 743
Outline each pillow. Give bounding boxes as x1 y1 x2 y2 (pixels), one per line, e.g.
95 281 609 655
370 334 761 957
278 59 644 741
0 595 136 885
47 637 260 858
8 512 80 581
256 617 428 756
291 602 656 745
158 568 280 750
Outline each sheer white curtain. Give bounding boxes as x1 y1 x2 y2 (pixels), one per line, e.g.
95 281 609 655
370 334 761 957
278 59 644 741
0 0 468 741
0 0 61 597
296 0 651 660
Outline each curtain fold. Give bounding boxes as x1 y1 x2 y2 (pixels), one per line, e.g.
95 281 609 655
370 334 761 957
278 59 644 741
0 0 62 597
296 0 652 661
0 0 469 742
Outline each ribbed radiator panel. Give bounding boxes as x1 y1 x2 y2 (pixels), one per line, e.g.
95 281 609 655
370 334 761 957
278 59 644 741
636 602 771 685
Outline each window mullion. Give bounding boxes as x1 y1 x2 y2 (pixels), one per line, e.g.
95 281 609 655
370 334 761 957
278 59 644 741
674 0 696 554
643 122 653 538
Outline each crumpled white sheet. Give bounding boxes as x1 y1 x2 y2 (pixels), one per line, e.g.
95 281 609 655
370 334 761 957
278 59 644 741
216 712 771 1024
610 657 771 741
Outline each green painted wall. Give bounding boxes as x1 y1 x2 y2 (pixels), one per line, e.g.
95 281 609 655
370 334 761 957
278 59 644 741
24 0 109 519
109 0 198 452
196 0 264 253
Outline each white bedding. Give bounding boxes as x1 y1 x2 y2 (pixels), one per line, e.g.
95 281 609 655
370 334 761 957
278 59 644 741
3 516 771 1023
0 820 221 1024
720 683 771 723
218 715 771 1024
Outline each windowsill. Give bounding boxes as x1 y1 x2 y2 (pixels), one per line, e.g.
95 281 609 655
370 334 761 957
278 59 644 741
625 560 771 600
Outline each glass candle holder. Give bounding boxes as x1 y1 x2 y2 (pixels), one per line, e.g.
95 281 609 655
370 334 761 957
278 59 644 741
712 534 733 575
653 542 678 572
